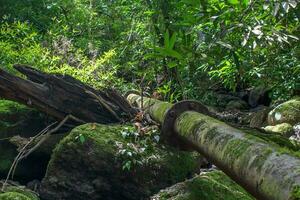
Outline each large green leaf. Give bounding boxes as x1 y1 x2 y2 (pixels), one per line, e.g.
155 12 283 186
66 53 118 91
154 47 183 60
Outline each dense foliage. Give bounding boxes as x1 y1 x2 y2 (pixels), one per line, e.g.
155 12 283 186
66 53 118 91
0 0 299 102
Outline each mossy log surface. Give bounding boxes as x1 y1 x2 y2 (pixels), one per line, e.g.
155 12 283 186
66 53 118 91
151 170 254 200
40 123 201 200
127 94 300 200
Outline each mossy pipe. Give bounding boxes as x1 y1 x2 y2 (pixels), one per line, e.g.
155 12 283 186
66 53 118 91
127 94 300 200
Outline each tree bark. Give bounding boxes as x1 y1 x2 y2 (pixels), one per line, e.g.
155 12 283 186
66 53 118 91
127 94 300 200
0 65 136 124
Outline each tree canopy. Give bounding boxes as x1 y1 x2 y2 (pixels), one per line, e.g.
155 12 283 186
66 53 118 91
0 0 299 102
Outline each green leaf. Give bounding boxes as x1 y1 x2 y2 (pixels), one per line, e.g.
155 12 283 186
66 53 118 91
242 0 249 6
167 61 177 68
228 0 239 5
155 47 183 60
164 30 170 49
144 53 162 59
169 32 177 50
216 41 233 49
79 134 85 143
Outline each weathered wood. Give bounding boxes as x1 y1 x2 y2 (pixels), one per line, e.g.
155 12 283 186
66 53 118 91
127 94 300 200
0 65 136 124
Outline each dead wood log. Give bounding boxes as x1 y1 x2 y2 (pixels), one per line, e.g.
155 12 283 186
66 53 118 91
0 64 137 124
127 94 300 200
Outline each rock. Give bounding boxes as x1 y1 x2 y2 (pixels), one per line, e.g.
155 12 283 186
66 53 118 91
290 124 300 143
40 124 202 200
0 186 39 200
263 123 294 137
226 100 248 110
0 100 48 137
150 170 253 200
0 100 53 181
249 106 271 128
248 86 271 108
268 98 300 126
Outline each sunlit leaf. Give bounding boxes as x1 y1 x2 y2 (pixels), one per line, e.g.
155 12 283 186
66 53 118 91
242 0 250 6
263 4 269 10
273 3 280 16
289 0 298 8
228 0 239 5
253 40 257 49
282 2 290 13
252 29 262 35
167 61 177 68
216 41 233 49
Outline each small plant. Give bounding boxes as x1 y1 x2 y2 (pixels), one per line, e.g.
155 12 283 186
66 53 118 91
115 126 160 171
75 133 86 144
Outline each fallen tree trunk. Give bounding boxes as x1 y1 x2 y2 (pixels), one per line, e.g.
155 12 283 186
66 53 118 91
127 94 300 200
0 65 136 124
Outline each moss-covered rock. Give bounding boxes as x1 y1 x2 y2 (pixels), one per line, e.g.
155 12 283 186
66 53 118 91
150 170 254 200
0 100 51 181
40 123 202 200
268 98 300 126
0 100 47 138
0 186 39 200
264 123 294 137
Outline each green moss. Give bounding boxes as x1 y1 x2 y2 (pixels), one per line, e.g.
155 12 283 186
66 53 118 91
291 185 300 200
49 124 124 169
0 186 39 200
268 99 300 126
222 139 252 161
0 192 31 200
163 151 199 182
0 100 27 115
44 123 201 199
239 127 300 159
150 102 172 123
152 171 254 200
264 123 294 137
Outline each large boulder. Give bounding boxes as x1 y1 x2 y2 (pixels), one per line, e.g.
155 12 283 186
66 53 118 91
150 170 253 200
40 124 202 200
268 97 300 126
